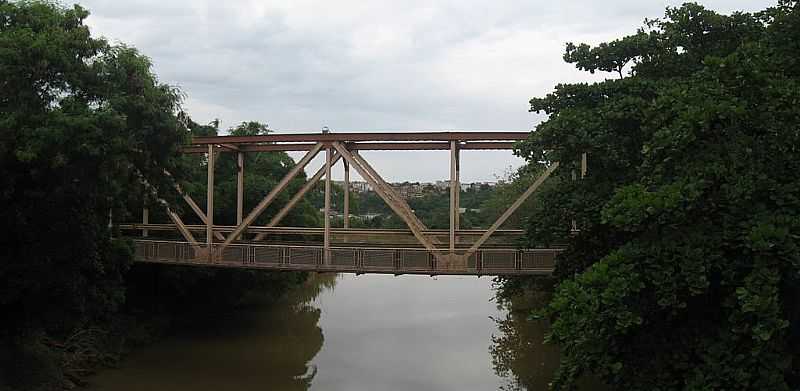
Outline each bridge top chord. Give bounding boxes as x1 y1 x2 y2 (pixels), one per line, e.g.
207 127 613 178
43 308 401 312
182 131 531 153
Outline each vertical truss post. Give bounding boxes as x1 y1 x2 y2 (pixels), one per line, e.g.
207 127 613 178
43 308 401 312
449 140 460 252
142 207 149 237
571 152 588 234
455 144 460 230
236 151 244 241
206 144 215 261
324 144 332 265
571 161 578 233
237 152 244 225
343 159 350 229
581 152 587 178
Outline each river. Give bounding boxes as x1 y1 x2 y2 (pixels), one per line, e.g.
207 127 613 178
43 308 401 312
89 274 574 390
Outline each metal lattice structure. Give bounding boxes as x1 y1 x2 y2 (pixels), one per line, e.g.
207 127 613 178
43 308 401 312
123 131 583 275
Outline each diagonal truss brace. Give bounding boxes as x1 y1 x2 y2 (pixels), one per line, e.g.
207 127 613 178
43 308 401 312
132 167 201 249
253 151 342 241
166 209 200 247
464 162 560 258
173 183 225 241
332 142 440 254
349 151 430 233
220 142 324 247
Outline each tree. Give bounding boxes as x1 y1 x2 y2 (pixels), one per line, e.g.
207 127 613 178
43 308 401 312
130 119 320 316
0 1 189 387
512 2 800 389
0 0 187 336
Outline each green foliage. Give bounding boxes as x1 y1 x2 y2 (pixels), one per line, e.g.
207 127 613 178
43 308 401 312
0 1 191 388
510 2 800 389
130 118 319 317
0 0 186 337
0 2 313 389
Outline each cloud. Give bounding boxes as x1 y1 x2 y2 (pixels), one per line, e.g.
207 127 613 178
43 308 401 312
80 0 775 182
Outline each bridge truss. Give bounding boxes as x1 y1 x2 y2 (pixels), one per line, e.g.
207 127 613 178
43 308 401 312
123 131 580 275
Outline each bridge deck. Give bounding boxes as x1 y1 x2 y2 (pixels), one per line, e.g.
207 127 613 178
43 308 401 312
132 240 558 276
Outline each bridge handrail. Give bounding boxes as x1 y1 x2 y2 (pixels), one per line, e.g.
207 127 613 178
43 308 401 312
128 239 560 276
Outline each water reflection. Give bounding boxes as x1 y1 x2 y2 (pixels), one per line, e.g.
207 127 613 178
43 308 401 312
89 274 336 391
308 274 505 390
91 274 578 391
490 292 560 391
489 290 604 391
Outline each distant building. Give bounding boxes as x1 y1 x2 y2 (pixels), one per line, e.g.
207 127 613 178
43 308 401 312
349 181 371 193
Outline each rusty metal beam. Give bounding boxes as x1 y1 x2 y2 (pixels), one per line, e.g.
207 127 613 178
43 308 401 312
449 140 459 252
123 224 524 236
332 142 440 254
252 152 342 241
206 145 215 261
221 143 324 247
142 208 149 237
180 141 520 153
236 152 244 225
191 132 528 145
323 145 333 265
581 152 588 178
166 209 200 247
465 162 560 258
173 188 225 241
343 159 350 229
350 151 429 234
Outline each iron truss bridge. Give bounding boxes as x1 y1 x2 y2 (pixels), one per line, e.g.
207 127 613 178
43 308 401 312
123 131 585 276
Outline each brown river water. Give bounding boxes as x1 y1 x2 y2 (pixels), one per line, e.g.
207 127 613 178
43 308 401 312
89 274 587 390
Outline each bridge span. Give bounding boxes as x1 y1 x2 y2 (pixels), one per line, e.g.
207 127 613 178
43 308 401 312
124 131 580 275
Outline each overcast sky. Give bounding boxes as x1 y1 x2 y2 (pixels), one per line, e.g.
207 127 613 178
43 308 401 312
80 0 775 182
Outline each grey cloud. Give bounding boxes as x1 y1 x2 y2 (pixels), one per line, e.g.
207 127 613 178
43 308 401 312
80 0 776 181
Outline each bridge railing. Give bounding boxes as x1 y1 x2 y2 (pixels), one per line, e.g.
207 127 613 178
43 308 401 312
131 239 558 275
